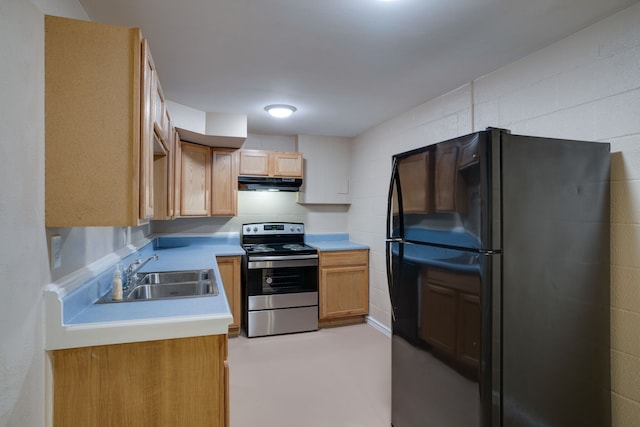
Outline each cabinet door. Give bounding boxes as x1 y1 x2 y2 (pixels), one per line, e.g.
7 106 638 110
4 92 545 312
271 151 303 178
52 336 227 427
216 256 241 337
45 16 145 226
211 149 238 216
139 38 155 220
239 150 269 176
178 142 211 216
151 71 170 143
319 265 368 320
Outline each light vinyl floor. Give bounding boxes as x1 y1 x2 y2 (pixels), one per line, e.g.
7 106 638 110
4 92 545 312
228 323 391 427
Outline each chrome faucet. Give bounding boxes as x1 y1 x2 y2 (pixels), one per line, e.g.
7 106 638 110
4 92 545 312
124 254 159 291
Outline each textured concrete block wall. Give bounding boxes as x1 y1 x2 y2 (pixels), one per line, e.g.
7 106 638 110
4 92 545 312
352 3 640 424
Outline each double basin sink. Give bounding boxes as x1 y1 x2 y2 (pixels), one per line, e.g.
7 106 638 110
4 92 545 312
99 269 218 303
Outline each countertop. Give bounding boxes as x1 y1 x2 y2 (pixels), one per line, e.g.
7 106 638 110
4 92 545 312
44 232 369 351
44 234 243 350
306 233 369 251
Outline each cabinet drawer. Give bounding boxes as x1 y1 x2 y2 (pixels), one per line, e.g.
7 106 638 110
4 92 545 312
320 250 368 267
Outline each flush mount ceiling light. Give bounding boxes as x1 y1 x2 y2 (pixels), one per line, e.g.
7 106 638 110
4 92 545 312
264 104 297 118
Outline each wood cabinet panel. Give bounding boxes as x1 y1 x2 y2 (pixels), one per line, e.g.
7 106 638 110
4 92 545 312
271 151 303 178
320 266 369 319
45 16 143 226
239 149 302 178
179 142 211 216
45 16 175 226
319 250 368 267
318 250 369 327
175 143 238 218
217 256 241 337
140 38 155 221
239 150 269 176
51 335 228 427
211 149 238 216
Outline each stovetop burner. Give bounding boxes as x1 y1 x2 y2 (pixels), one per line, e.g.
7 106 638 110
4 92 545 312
243 242 317 256
241 222 317 257
244 244 276 253
283 244 308 251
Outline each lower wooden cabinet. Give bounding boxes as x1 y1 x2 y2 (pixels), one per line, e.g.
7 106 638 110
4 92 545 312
217 256 241 337
51 335 228 427
318 249 369 327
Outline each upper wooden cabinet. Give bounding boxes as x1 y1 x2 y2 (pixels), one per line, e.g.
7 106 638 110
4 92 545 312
45 16 172 226
239 150 303 178
175 141 238 217
177 141 211 217
211 149 238 216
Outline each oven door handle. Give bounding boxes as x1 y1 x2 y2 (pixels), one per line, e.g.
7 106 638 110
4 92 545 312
248 258 319 269
248 254 318 262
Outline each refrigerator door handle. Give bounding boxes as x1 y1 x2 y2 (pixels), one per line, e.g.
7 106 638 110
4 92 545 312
386 157 404 240
385 240 396 321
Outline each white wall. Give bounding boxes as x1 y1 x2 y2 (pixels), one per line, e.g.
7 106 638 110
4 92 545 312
351 3 640 424
0 1 81 426
0 1 152 425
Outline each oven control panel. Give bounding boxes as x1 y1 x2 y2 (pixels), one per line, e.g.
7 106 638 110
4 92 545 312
242 222 304 236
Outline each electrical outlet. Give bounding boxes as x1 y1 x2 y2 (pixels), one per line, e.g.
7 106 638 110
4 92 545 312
51 234 62 269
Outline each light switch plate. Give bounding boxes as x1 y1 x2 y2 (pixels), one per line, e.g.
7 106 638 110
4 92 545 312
51 235 62 269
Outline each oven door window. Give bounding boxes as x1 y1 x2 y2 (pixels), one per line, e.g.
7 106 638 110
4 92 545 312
247 266 318 295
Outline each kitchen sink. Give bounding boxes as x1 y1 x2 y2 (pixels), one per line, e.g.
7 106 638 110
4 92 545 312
98 269 218 303
137 269 211 285
127 281 217 300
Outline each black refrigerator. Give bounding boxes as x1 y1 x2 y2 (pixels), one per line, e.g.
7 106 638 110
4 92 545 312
386 128 611 427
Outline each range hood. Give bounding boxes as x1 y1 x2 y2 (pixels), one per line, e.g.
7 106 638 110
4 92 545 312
238 176 302 192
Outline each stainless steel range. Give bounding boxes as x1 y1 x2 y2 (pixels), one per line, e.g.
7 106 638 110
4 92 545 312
241 222 319 337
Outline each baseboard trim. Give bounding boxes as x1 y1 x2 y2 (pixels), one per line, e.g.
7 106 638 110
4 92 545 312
366 315 391 337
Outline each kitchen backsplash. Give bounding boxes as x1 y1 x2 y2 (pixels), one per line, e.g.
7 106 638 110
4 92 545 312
151 191 349 235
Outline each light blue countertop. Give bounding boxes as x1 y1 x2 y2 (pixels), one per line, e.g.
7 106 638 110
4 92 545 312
305 233 369 251
44 233 368 350
44 234 244 350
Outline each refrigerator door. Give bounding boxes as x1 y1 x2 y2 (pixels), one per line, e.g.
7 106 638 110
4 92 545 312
392 130 501 252
499 134 610 426
390 241 499 427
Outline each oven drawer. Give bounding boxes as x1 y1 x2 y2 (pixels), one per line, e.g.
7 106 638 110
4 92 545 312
248 292 318 311
247 305 318 338
246 264 318 296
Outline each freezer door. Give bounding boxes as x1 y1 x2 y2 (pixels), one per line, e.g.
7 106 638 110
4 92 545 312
500 134 610 426
390 242 500 427
391 130 500 251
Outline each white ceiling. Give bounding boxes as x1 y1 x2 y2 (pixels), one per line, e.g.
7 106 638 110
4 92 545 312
78 0 638 138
